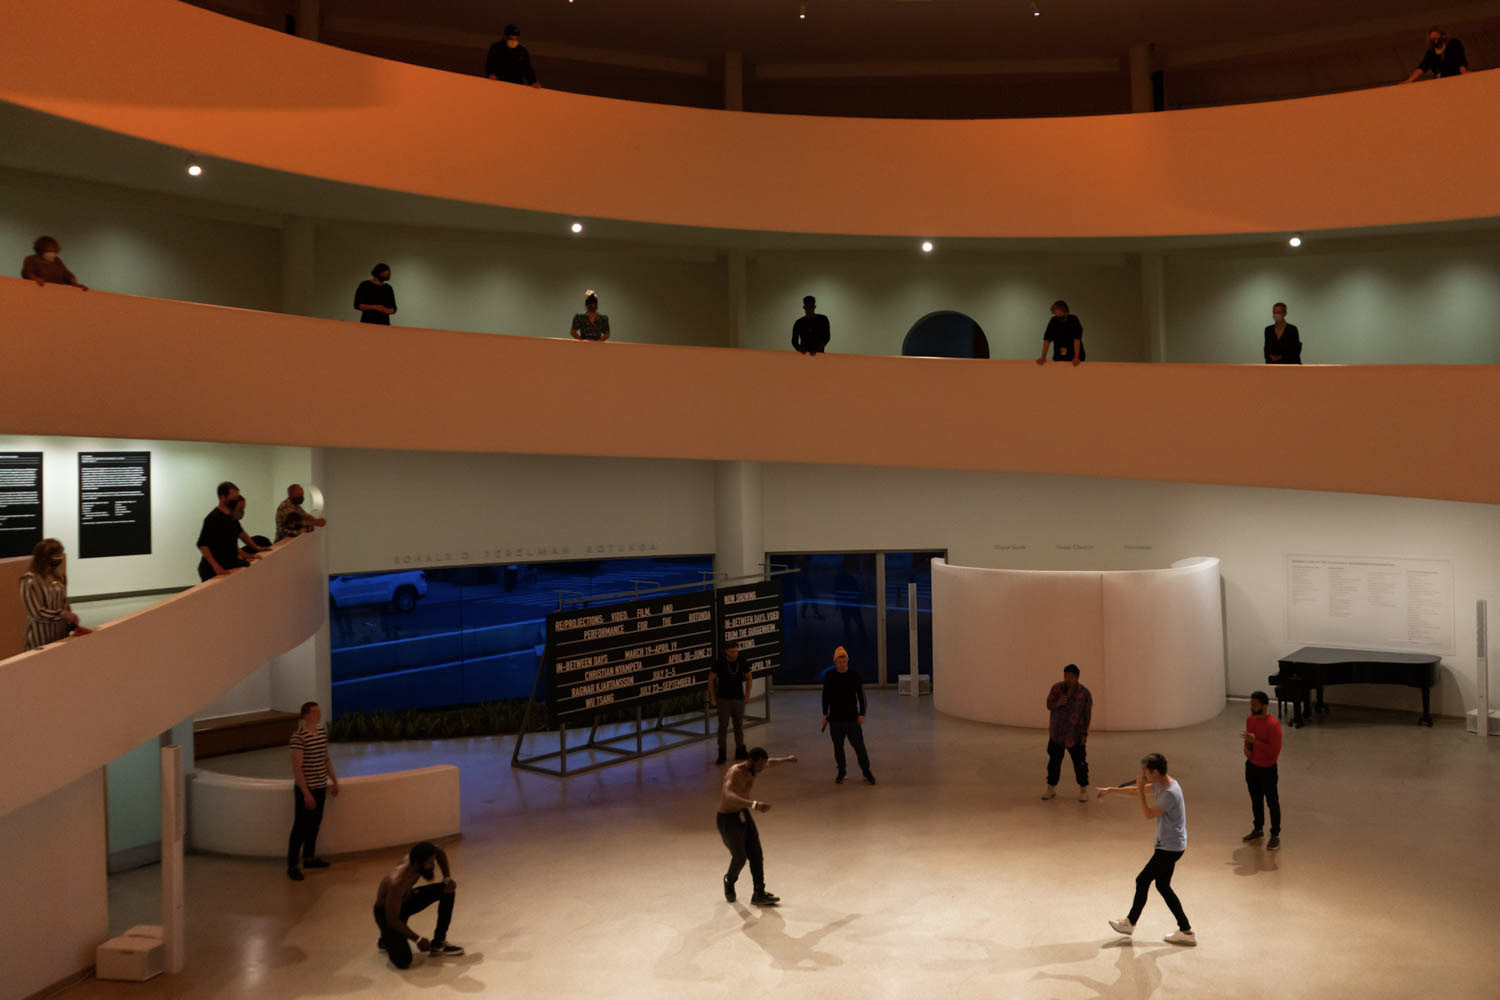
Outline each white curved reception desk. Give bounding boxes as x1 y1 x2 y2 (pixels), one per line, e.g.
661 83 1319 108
932 557 1225 731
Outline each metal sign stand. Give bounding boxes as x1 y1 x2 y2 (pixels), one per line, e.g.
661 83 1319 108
510 571 793 777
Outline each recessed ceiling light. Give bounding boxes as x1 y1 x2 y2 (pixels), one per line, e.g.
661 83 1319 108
1289 235 1303 247
799 3 807 19
571 221 584 234
186 161 203 177
921 241 934 253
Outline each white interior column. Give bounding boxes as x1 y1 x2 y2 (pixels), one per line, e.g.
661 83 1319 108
295 0 320 41
716 461 765 694
724 52 744 111
280 217 317 316
1139 251 1167 362
1128 44 1154 113
726 251 747 348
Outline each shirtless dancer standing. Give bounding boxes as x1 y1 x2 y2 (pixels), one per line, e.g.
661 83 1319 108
716 746 798 905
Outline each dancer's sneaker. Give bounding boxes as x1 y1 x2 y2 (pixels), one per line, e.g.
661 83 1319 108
1164 930 1197 946
429 941 465 957
750 891 780 906
723 877 736 903
1242 829 1263 842
1041 785 1057 800
1109 918 1135 936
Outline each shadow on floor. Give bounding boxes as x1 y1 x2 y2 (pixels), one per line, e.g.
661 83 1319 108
1227 843 1280 877
736 903 860 971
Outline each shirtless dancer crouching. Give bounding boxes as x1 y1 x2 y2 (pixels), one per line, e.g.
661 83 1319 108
716 746 797 906
374 841 465 968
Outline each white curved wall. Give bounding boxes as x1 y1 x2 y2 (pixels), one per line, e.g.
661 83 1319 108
190 766 461 859
932 557 1225 730
0 536 325 818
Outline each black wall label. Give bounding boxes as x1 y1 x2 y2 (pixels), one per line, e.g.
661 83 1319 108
0 452 43 558
78 452 152 558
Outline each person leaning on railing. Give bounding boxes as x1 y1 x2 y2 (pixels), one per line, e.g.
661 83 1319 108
19 538 92 650
197 481 269 581
276 483 328 542
1402 26 1469 83
21 235 88 290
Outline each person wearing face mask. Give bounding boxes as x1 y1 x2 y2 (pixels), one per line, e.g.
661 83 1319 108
354 264 397 325
1263 302 1302 364
570 290 611 341
230 495 274 553
19 538 92 650
196 481 267 582
21 236 88 290
1403 27 1469 82
485 24 540 88
276 483 328 542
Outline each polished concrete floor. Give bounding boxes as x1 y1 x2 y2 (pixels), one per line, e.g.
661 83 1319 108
71 691 1500 999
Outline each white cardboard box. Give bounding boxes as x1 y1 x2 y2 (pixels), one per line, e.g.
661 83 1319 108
96 924 165 982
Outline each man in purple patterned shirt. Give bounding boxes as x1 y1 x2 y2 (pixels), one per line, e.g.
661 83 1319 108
1042 663 1093 802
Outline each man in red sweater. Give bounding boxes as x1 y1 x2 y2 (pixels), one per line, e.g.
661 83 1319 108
1241 691 1282 850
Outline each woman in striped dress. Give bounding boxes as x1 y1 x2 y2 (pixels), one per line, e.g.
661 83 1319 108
19 538 89 650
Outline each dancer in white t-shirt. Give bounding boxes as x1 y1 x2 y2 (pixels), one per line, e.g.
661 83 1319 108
1097 752 1196 946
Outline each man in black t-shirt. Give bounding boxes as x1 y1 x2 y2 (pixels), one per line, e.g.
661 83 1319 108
1403 27 1469 82
354 264 397 325
486 25 540 88
708 639 754 765
1037 300 1085 366
792 296 831 355
197 481 266 581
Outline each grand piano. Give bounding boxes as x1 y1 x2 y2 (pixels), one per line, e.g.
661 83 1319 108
1268 646 1440 728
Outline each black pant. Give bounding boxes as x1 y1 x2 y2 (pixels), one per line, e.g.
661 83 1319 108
716 698 746 755
829 720 871 775
1245 762 1281 836
1128 849 1190 931
716 809 764 894
1046 739 1089 787
373 885 456 969
286 786 326 870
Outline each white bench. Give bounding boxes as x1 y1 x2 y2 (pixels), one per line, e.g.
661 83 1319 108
189 765 460 857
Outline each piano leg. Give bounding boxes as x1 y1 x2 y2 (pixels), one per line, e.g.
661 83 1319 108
1290 684 1307 728
1314 686 1328 715
1419 685 1434 727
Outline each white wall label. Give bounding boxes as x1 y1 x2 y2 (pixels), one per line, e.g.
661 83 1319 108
1286 554 1453 653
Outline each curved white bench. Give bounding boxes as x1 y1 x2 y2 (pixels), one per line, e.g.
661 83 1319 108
189 765 460 858
933 556 1225 730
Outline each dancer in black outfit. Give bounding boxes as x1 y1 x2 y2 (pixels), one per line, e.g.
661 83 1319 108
822 646 875 785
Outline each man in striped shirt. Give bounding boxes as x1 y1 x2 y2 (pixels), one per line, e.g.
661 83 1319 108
288 701 340 881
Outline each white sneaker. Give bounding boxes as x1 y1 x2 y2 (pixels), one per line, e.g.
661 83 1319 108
1164 930 1197 946
1042 785 1057 800
1077 784 1090 802
1109 918 1135 936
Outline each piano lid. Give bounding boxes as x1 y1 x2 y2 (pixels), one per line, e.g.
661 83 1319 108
1279 646 1441 666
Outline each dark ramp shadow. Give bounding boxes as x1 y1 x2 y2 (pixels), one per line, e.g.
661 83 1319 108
737 904 859 972
1031 939 1186 1000
1228 844 1280 877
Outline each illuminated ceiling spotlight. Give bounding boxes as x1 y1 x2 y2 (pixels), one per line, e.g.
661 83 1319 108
920 240 934 253
1031 2 1040 16
1288 235 1303 247
571 221 584 234
799 3 807 20
185 159 203 177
